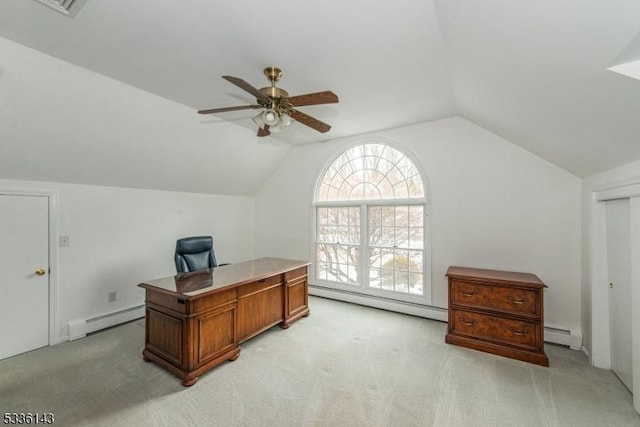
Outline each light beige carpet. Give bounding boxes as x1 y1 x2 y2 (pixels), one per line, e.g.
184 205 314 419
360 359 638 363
1 296 638 426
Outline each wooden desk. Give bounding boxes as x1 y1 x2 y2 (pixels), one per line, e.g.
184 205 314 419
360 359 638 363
138 257 310 386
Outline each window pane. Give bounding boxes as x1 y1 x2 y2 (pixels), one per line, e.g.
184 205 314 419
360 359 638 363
369 206 382 225
409 273 423 295
393 182 409 199
408 250 423 272
395 227 409 248
395 206 409 226
349 207 360 225
369 268 382 289
317 226 329 243
382 206 395 226
409 206 423 226
369 248 383 268
394 270 409 293
381 227 395 246
381 269 394 290
409 227 424 249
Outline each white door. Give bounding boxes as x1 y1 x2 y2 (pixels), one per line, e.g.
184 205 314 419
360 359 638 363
0 194 50 359
606 198 633 392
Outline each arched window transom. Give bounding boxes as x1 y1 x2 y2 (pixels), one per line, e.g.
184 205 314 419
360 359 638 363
317 144 424 202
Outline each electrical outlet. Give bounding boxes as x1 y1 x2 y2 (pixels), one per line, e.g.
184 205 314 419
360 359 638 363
59 235 70 247
108 291 117 303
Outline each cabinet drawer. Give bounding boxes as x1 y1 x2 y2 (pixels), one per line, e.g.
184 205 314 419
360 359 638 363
451 280 538 316
450 309 539 350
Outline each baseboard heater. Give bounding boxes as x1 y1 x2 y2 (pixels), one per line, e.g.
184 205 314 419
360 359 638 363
309 284 582 350
67 304 145 341
310 284 449 321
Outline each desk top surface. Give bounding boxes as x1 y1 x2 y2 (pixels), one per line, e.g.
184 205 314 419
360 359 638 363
138 257 310 297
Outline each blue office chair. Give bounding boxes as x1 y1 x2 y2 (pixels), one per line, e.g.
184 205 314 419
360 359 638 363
174 236 218 273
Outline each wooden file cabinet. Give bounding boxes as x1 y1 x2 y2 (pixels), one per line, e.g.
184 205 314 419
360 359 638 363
445 266 549 366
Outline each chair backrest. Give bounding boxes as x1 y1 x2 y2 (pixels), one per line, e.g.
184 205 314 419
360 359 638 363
174 236 218 273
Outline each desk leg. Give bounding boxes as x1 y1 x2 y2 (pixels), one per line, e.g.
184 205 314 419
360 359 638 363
181 376 199 387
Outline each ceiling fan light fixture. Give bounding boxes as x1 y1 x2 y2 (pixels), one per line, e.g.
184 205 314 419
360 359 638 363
252 113 266 129
279 113 293 128
262 109 280 126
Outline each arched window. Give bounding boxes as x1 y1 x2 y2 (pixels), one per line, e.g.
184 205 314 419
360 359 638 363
314 143 429 303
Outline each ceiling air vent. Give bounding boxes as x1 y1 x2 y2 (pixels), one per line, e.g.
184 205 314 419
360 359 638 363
32 0 87 18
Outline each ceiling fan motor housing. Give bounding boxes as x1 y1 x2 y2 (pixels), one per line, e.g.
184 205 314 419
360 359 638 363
259 86 289 99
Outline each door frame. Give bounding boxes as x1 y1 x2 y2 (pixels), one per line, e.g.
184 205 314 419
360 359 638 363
591 179 640 412
0 189 60 346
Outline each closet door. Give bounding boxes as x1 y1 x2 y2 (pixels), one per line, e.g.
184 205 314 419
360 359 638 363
606 198 632 391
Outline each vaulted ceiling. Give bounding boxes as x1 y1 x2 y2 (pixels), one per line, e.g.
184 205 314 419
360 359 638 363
0 0 639 195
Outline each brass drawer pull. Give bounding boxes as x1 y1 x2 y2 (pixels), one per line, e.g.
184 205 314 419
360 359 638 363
459 288 478 297
460 318 477 327
508 327 528 336
508 296 529 305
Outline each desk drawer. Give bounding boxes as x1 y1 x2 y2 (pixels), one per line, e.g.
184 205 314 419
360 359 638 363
451 279 538 316
238 274 283 297
146 290 187 314
192 289 236 313
285 266 308 283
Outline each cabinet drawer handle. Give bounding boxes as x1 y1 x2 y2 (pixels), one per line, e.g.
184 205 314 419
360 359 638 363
508 296 529 305
508 327 528 336
458 288 478 297
460 318 477 327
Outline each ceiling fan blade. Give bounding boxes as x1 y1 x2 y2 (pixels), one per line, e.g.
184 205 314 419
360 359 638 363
198 105 261 114
290 109 331 133
287 91 339 107
257 125 271 137
222 75 269 101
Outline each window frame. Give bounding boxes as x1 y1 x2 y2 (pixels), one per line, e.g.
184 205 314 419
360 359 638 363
312 142 432 305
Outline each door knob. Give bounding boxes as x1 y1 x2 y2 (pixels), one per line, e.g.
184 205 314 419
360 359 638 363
35 268 46 276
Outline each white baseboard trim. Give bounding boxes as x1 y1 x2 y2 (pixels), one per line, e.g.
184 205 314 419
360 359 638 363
310 285 583 349
67 304 145 341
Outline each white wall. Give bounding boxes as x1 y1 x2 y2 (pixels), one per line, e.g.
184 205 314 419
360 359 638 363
0 178 254 342
255 117 582 335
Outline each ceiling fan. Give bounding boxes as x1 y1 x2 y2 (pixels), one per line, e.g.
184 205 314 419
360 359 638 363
197 66 339 137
